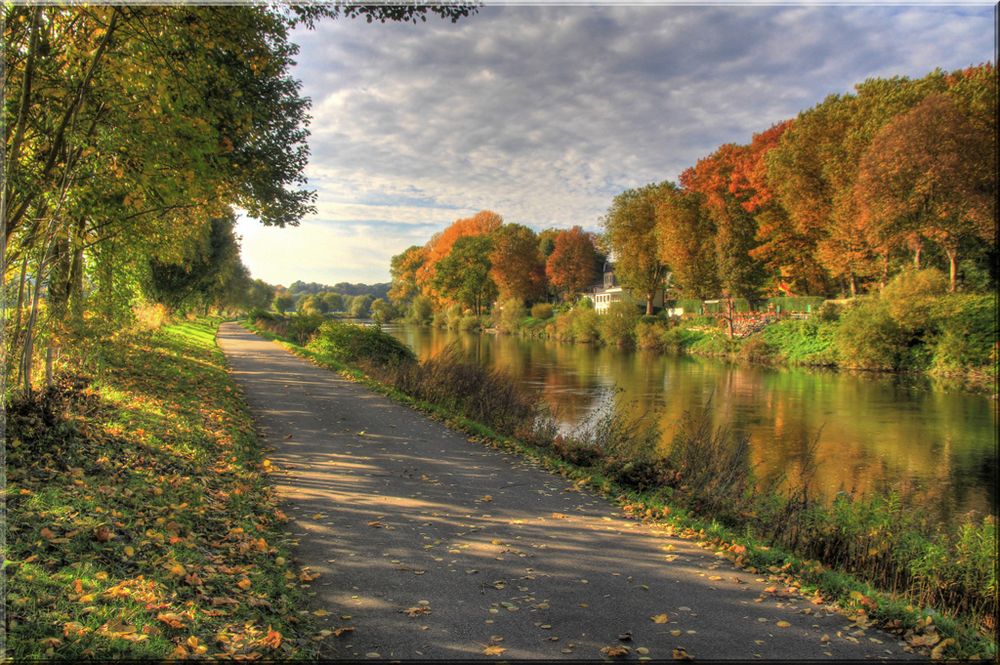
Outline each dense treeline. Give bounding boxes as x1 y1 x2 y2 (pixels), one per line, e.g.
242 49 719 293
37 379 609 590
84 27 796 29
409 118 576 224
2 3 474 396
389 65 996 323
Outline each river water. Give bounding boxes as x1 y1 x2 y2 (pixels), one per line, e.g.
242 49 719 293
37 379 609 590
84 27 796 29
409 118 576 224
384 323 997 523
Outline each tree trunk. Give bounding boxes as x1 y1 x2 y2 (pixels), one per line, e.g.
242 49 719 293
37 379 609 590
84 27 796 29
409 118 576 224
913 245 922 270
946 249 958 292
646 292 654 316
848 273 857 298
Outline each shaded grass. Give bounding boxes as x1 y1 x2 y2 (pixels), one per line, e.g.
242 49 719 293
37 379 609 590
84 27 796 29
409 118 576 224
5 318 316 660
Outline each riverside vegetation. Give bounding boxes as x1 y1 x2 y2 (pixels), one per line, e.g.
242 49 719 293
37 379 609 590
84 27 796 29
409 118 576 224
388 267 996 392
247 313 997 660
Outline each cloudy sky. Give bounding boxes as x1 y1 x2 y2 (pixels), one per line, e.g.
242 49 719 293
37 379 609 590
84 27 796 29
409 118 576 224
236 3 995 287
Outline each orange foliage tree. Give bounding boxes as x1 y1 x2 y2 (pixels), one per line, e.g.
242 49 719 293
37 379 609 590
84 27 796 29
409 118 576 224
415 210 503 306
489 223 547 302
545 226 599 300
855 93 995 291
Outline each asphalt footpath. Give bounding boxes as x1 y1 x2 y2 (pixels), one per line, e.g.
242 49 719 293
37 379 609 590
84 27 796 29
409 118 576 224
217 322 918 661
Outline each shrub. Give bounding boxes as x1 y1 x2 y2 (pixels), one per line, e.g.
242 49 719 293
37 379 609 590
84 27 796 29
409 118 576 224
635 321 667 351
133 303 169 331
599 300 639 347
530 302 554 320
737 335 776 363
816 301 842 323
834 299 906 370
388 347 536 436
497 298 526 334
570 307 600 343
931 294 997 371
882 268 949 333
310 321 415 367
459 314 482 332
690 330 738 356
445 304 464 330
408 296 434 324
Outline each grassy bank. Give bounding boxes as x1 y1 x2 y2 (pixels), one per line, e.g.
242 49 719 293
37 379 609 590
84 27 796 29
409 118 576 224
458 273 997 392
246 316 996 660
5 318 317 660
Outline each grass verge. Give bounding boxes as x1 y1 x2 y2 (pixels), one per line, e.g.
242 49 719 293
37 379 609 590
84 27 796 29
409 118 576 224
244 319 995 660
5 318 316 660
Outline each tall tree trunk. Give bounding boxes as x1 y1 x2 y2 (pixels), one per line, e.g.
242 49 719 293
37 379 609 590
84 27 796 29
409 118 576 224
646 292 654 316
848 273 857 298
946 248 958 293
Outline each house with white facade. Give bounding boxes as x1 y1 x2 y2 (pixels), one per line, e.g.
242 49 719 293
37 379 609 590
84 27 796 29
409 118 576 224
589 260 667 314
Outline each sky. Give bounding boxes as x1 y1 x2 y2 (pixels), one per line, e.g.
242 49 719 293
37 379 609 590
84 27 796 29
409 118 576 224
236 3 996 287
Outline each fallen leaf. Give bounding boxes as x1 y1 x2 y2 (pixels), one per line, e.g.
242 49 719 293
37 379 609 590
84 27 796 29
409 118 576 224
483 645 506 656
775 620 791 628
236 578 252 590
333 627 354 637
672 647 693 661
260 626 282 649
601 645 630 657
156 613 186 629
651 613 669 624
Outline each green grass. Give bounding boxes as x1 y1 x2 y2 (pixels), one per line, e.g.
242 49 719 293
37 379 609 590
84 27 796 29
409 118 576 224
5 318 317 660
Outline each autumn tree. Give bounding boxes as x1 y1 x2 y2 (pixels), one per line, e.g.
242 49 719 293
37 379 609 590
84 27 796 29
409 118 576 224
388 245 427 305
489 223 547 303
855 93 995 291
416 210 503 306
603 184 672 314
680 146 766 300
654 189 719 299
431 235 497 316
545 226 599 300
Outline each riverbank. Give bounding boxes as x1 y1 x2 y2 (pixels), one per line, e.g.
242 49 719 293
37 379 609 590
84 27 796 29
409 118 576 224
245 316 997 660
5 318 317 659
415 287 997 394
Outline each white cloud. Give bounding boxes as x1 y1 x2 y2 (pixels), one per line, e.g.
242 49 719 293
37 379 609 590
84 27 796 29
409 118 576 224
239 5 994 285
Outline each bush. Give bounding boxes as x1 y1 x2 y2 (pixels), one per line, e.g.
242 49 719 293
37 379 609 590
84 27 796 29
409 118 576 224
497 298 526 334
599 301 639 347
882 268 949 333
834 299 906 370
310 321 415 367
570 307 600 343
530 302 554 320
635 320 668 351
408 296 434 324
459 314 482 332
431 310 448 329
388 347 536 436
690 330 738 356
737 335 776 363
445 304 464 330
815 301 842 323
931 294 997 371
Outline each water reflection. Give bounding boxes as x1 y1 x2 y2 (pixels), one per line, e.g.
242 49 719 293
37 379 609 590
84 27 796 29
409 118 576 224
384 324 997 523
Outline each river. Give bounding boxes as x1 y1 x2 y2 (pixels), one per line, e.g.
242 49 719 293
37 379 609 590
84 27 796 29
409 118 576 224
384 323 997 524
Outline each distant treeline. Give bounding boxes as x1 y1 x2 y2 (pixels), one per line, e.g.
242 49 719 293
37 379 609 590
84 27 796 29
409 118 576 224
287 281 390 299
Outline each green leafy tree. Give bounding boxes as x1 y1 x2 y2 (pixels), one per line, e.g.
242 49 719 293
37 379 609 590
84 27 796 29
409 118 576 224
603 183 672 314
431 235 497 316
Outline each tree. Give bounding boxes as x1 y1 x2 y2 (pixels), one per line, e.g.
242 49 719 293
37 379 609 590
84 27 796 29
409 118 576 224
416 210 503 307
370 298 396 323
855 93 995 291
545 226 599 299
1 3 477 393
680 147 766 300
388 245 427 305
246 279 277 310
654 190 719 299
489 223 547 302
431 235 497 316
143 212 243 311
350 294 374 318
273 292 295 313
603 184 672 314
320 291 344 312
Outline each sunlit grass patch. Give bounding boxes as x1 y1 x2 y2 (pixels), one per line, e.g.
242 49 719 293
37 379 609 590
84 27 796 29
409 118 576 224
6 318 315 660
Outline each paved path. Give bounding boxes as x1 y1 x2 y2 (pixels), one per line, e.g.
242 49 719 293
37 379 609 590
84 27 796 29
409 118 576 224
217 323 916 661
